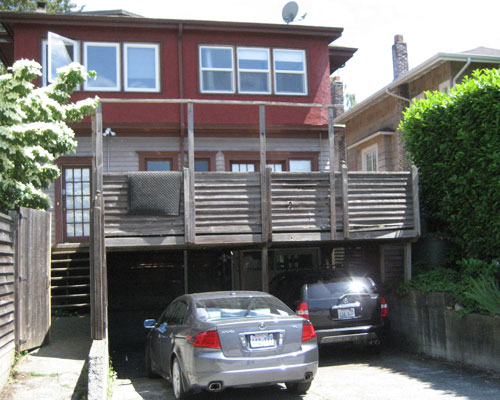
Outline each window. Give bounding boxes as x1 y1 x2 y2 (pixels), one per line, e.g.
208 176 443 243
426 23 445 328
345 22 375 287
44 33 80 85
361 145 378 171
138 152 179 171
267 163 284 172
84 42 120 91
237 48 270 94
195 160 210 172
200 46 234 93
231 162 256 172
273 49 307 95
124 44 159 92
289 159 312 172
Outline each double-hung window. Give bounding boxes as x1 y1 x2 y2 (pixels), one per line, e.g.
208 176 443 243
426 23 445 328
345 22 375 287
361 145 378 171
124 44 160 92
84 42 120 91
200 46 234 93
273 49 307 95
237 48 271 94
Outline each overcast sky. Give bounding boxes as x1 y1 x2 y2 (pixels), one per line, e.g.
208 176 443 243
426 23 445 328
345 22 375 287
73 0 500 102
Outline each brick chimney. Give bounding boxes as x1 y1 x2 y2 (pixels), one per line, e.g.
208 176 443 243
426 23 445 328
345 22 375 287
330 76 344 118
392 34 408 80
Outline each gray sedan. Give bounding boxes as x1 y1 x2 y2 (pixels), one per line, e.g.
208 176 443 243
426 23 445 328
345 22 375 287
144 291 318 399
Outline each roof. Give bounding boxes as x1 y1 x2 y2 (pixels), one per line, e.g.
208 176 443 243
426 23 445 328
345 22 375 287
335 49 500 124
329 46 357 74
73 9 144 18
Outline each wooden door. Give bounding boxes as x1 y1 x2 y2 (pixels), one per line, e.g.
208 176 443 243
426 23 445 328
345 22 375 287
15 208 51 351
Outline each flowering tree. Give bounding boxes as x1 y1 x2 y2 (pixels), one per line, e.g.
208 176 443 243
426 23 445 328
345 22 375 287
0 59 98 213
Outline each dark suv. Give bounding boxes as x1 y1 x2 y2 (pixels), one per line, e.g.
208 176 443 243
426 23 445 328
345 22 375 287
270 270 388 348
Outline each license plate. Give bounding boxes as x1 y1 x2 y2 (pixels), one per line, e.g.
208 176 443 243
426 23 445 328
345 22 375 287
249 333 275 348
338 308 355 319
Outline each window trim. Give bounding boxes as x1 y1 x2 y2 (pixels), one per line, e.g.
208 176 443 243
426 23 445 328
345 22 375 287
237 47 271 95
83 41 121 92
224 151 318 172
42 38 80 87
137 151 179 171
199 45 235 94
47 32 80 84
361 144 378 172
123 43 160 93
273 48 308 96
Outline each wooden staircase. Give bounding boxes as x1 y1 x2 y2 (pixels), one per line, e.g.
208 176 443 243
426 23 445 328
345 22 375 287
51 247 91 312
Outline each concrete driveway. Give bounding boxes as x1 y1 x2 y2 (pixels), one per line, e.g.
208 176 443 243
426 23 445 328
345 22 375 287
110 345 500 400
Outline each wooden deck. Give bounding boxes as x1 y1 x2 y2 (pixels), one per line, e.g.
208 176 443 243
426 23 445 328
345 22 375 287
102 168 420 249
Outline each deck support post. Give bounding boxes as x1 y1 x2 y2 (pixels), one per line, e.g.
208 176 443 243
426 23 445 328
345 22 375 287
183 250 189 294
341 163 350 239
404 242 412 283
184 102 196 244
411 164 421 237
259 105 272 243
379 245 386 283
328 107 336 240
261 245 269 293
90 104 108 340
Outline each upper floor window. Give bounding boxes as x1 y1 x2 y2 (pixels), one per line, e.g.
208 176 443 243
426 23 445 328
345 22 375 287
84 42 120 91
200 45 307 96
361 145 378 172
124 44 160 92
289 159 312 172
200 46 235 93
237 48 270 94
273 49 307 95
44 33 80 86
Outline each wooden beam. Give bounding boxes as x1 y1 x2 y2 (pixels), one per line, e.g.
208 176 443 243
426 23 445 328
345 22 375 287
261 245 269 293
187 102 195 172
404 242 412 283
341 163 350 239
259 106 272 243
183 250 189 294
411 164 421 238
328 107 336 240
379 244 386 283
90 104 108 340
183 167 195 244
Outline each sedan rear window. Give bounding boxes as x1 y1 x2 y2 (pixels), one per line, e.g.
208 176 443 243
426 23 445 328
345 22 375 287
307 278 376 300
195 296 294 321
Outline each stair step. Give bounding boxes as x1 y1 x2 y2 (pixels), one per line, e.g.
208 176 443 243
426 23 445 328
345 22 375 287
51 258 90 264
52 266 90 272
51 275 90 281
52 303 90 309
51 284 90 290
52 293 90 299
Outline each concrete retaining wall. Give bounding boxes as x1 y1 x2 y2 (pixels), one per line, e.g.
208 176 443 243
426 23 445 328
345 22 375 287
88 339 109 400
388 291 500 373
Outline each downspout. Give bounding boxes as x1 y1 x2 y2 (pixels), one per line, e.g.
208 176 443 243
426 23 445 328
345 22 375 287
385 87 411 103
178 23 186 168
452 57 472 87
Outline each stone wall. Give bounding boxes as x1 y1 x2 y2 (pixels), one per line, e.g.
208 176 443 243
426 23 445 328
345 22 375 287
388 291 500 373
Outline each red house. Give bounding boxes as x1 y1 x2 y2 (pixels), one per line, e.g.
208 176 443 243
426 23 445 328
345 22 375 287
0 10 419 341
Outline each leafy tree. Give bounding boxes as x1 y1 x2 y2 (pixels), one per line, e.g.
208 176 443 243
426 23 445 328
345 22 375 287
0 0 81 13
0 59 98 213
400 68 500 260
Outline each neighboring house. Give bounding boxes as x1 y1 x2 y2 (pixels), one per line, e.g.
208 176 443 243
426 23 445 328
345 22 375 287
335 35 500 173
0 10 421 343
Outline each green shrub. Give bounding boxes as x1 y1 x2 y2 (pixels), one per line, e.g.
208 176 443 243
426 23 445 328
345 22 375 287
464 275 500 315
400 68 500 261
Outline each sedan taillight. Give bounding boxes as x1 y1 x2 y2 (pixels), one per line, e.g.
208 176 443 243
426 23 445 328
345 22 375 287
193 331 221 349
302 322 316 342
296 301 310 320
380 296 388 318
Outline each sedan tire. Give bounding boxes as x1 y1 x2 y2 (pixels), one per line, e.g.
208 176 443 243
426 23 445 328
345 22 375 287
172 357 188 399
285 381 312 394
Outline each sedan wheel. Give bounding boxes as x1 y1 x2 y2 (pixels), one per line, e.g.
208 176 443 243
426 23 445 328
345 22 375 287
172 357 187 399
285 381 312 394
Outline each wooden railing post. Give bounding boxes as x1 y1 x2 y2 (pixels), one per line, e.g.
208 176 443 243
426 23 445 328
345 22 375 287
341 162 350 239
411 164 421 237
259 105 272 243
328 107 336 240
90 104 108 340
184 102 196 245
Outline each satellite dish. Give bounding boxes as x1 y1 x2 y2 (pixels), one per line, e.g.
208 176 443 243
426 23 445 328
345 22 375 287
282 1 299 24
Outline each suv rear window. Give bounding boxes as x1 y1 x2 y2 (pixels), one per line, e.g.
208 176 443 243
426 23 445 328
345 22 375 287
306 278 376 300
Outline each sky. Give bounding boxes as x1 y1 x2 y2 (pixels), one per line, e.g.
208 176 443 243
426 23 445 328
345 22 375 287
73 0 500 102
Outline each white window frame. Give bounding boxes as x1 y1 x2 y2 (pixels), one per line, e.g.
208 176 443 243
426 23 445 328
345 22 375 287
199 45 235 94
361 144 378 172
83 42 121 92
237 47 271 95
123 43 160 92
273 48 307 96
45 32 80 86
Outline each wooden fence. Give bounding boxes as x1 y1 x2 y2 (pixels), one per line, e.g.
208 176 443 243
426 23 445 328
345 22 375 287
0 213 15 390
